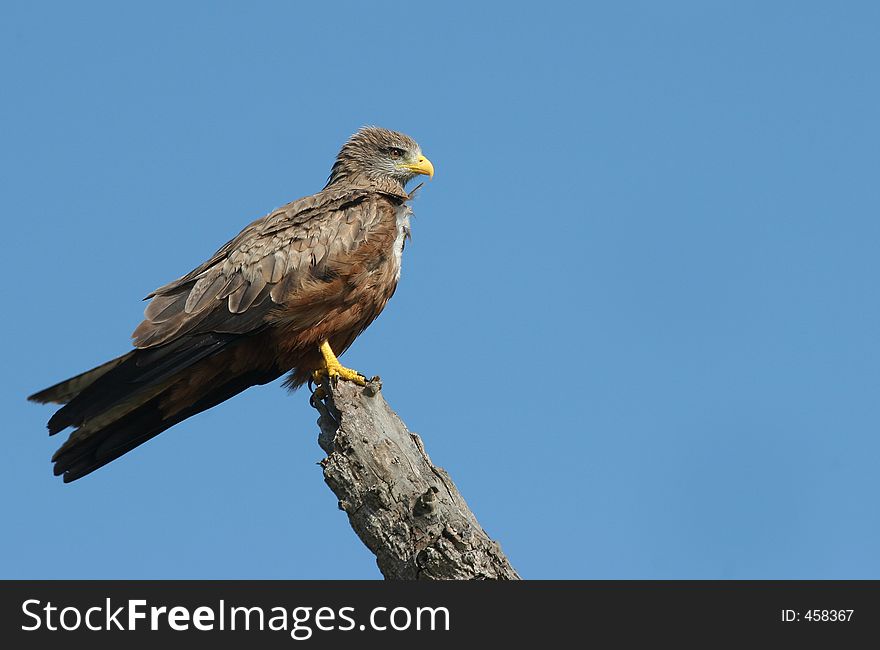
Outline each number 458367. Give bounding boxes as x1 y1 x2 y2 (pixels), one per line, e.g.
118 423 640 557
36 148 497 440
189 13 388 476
804 610 853 622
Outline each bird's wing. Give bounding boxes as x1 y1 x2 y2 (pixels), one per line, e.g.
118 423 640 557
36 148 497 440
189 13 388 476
132 187 391 348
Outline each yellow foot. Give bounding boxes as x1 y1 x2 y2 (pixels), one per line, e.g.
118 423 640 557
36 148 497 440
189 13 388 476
311 363 367 386
312 341 367 388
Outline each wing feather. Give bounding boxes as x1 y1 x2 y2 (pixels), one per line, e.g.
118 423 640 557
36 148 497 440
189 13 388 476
184 272 226 313
228 274 267 314
216 273 246 300
132 188 393 348
144 293 187 323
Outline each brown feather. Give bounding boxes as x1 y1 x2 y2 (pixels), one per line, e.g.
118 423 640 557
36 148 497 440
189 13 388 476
185 272 226 313
144 293 186 322
216 273 245 300
228 275 267 313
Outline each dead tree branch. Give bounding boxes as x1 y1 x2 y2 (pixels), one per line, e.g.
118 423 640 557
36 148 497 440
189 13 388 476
311 379 520 580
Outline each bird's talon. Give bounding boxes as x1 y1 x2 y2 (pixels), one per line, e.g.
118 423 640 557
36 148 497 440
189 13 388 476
310 385 327 404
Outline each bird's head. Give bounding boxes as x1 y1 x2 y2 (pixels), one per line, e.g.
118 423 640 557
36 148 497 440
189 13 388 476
325 126 434 190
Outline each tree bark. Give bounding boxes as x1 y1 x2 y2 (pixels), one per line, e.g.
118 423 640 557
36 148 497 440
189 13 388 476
311 378 520 580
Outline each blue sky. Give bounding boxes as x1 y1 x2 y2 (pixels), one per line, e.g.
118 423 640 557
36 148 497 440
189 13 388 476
2 1 879 579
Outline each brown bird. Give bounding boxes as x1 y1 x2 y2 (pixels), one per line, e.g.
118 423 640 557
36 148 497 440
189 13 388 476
29 127 434 482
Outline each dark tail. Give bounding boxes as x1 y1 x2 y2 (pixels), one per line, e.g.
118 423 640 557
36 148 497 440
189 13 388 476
29 333 282 482
28 353 137 405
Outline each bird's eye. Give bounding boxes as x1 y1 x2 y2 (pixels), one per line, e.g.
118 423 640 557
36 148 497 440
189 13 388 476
388 147 405 159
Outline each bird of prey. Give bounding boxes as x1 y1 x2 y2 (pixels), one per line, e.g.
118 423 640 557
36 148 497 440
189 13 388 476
29 127 434 482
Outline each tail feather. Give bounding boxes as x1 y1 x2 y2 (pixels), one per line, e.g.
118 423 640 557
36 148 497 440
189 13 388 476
27 353 135 405
30 332 283 482
44 334 234 435
51 366 281 482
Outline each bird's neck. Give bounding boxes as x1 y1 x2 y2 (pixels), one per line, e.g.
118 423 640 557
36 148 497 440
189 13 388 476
324 170 407 196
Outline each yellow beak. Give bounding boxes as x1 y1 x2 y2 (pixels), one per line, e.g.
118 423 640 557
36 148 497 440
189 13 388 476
402 154 434 179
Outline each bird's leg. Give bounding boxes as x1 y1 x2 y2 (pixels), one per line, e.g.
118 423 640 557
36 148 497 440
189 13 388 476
311 341 367 387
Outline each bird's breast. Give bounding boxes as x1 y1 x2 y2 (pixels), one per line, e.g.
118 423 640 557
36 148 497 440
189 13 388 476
391 202 412 282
